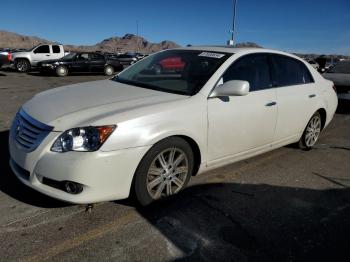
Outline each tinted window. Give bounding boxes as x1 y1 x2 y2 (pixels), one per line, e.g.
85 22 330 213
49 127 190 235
52 45 60 53
223 54 271 91
34 45 50 54
90 53 105 60
118 54 134 59
76 53 89 61
271 55 313 86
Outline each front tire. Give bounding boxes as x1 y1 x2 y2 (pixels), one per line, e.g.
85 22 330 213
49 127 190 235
298 112 322 150
16 59 31 72
56 65 68 77
133 137 194 206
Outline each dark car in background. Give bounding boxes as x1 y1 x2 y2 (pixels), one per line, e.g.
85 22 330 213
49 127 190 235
37 52 124 76
323 60 350 101
113 53 138 66
0 50 13 68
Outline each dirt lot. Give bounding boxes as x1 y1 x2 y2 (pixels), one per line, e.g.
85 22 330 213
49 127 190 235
0 70 350 261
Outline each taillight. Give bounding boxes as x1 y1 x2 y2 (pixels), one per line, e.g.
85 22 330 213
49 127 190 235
7 53 12 61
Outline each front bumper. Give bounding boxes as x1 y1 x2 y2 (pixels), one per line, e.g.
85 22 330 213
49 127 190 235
9 132 151 204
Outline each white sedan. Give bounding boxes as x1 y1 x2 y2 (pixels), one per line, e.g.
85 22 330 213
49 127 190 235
9 47 338 205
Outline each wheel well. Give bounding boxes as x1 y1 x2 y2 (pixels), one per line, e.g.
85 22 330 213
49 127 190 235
15 58 30 63
317 108 327 130
177 135 201 176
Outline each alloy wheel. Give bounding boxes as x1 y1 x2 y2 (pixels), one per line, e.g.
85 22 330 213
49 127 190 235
57 66 67 76
304 115 321 147
17 61 28 72
146 147 189 200
105 66 114 76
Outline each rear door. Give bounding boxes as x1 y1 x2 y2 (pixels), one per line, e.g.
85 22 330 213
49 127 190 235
207 53 278 164
270 54 317 142
50 45 63 60
89 53 106 72
32 45 51 63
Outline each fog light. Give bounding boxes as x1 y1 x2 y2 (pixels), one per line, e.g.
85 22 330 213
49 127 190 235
64 181 83 194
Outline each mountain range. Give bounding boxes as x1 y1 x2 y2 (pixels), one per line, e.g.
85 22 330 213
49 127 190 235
0 30 180 53
0 30 266 54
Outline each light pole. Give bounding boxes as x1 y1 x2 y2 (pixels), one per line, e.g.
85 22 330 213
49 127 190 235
136 20 140 52
227 0 237 46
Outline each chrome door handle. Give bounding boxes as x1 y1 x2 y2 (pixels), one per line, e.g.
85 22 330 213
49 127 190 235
265 102 277 106
309 94 316 98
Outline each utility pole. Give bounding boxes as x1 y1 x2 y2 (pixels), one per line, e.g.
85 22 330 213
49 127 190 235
136 20 140 52
227 0 237 46
136 20 139 37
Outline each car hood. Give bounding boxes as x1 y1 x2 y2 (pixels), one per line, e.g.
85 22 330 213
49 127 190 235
12 51 29 57
22 79 187 130
323 73 350 86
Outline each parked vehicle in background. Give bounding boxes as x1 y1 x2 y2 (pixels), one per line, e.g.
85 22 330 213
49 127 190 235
323 60 350 101
10 44 69 72
315 57 339 73
114 53 138 65
135 52 146 60
0 50 12 68
308 60 319 70
9 47 337 206
158 56 186 72
37 52 124 76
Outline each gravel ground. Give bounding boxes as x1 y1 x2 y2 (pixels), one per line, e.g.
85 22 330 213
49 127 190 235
0 69 349 262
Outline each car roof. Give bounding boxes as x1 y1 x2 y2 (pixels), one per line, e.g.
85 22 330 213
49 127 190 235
172 45 301 59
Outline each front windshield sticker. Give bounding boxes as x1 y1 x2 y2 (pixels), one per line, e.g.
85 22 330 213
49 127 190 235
198 52 225 59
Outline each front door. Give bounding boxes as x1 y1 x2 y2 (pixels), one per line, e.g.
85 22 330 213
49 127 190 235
71 53 90 72
207 53 277 164
32 45 51 64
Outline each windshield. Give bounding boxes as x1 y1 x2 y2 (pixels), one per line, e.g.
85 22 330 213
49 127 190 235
28 44 41 52
328 61 350 74
112 50 231 95
61 53 76 60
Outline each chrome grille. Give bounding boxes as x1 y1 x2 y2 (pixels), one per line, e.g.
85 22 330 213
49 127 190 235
10 108 54 152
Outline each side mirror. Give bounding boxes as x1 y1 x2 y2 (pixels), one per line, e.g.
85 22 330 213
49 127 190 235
210 80 250 97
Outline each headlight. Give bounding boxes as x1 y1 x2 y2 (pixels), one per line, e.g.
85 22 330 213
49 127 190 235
51 125 116 152
42 63 53 68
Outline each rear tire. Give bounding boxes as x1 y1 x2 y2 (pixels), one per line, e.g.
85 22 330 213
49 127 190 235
104 65 114 76
16 59 30 72
133 137 194 206
56 65 68 77
298 112 322 150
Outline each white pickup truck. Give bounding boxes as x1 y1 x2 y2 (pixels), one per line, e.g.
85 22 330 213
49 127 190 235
11 44 69 72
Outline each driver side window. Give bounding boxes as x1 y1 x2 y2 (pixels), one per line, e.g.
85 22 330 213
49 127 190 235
223 54 272 92
34 45 50 54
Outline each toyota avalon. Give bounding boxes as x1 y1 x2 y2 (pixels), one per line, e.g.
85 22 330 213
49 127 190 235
9 47 338 205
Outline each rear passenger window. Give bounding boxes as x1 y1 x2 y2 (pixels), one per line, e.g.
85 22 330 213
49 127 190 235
34 45 50 54
90 53 105 60
52 45 60 53
223 54 271 91
271 55 314 87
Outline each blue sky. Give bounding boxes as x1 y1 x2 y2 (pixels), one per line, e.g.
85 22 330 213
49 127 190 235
1 0 349 54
